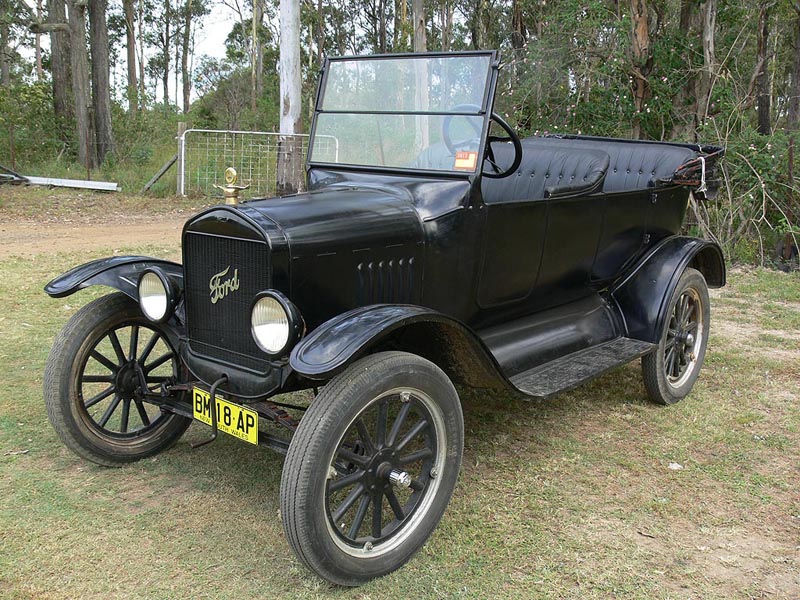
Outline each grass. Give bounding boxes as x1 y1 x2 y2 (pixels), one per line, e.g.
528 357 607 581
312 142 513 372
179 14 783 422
0 203 799 598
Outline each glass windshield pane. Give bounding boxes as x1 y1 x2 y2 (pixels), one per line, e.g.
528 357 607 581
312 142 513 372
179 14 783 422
322 55 491 113
312 54 493 172
312 113 484 170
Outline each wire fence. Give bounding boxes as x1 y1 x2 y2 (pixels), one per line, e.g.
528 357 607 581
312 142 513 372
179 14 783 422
178 129 339 198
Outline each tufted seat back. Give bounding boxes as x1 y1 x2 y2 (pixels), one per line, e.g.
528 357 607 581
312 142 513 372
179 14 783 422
521 136 697 193
481 142 609 204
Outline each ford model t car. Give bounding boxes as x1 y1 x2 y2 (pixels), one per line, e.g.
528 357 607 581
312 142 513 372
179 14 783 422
44 51 725 585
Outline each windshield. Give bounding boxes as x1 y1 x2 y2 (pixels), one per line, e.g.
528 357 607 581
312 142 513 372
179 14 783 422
309 53 494 173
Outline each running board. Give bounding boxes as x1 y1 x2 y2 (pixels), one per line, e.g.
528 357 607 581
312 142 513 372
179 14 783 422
510 337 655 399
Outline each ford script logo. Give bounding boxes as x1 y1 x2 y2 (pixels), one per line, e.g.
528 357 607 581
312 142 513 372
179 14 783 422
209 266 240 304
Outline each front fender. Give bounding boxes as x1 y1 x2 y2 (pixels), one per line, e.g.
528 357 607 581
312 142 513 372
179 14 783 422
611 236 725 343
44 255 183 300
290 304 509 388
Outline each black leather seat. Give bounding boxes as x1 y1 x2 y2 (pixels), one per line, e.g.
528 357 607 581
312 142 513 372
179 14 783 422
481 142 609 204
521 136 696 193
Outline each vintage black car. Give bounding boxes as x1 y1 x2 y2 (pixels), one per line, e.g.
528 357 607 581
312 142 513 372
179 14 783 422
44 51 725 585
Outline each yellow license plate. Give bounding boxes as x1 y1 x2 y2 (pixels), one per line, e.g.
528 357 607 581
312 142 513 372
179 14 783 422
192 388 259 445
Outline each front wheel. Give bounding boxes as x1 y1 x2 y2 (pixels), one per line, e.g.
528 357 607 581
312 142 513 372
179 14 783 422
44 293 191 466
641 268 711 405
280 352 464 586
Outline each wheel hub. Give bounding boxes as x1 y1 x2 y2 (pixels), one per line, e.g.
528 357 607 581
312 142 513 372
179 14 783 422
115 362 140 396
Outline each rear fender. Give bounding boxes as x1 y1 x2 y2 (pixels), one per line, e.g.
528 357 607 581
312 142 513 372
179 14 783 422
611 236 725 343
290 304 510 389
44 255 183 300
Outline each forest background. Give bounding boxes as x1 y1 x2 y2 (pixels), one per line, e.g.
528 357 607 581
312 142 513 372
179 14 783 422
1 0 799 267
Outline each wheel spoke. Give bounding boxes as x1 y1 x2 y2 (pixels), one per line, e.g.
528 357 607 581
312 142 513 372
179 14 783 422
82 374 114 383
347 495 371 539
138 332 161 364
84 385 115 408
375 400 388 447
371 493 383 538
128 325 139 361
144 352 173 374
90 350 118 373
133 397 151 427
395 419 428 452
332 483 365 523
108 330 127 365
409 477 424 491
119 399 131 433
398 447 433 465
328 469 365 493
386 488 405 520
386 401 411 447
354 418 376 454
98 393 123 427
336 447 370 468
686 321 699 333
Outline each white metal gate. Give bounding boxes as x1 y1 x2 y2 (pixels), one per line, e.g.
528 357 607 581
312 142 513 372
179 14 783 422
178 129 338 198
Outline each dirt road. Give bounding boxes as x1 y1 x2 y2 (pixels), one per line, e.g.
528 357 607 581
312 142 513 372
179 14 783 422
0 215 186 259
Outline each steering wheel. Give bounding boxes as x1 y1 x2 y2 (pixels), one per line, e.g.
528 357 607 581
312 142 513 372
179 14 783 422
442 104 522 179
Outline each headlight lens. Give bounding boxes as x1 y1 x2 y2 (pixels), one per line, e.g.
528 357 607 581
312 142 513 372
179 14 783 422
251 295 290 354
138 271 169 322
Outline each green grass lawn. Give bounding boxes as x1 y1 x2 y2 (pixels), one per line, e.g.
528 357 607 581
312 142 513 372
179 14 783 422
0 226 798 598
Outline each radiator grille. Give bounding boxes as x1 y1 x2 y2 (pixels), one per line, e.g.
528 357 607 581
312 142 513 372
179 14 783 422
184 232 271 365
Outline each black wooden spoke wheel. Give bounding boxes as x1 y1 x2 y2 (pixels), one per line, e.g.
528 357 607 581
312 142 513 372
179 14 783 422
44 293 191 466
642 268 710 405
280 352 464 586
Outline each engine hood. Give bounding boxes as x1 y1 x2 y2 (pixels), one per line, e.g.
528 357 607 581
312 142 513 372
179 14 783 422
240 184 423 257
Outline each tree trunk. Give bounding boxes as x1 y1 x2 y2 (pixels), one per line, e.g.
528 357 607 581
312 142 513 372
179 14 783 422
137 0 145 107
162 0 170 107
277 0 303 194
48 0 73 127
0 19 10 86
697 0 716 127
629 0 651 139
89 0 114 163
67 0 97 168
789 7 800 130
440 0 452 51
182 0 192 112
511 0 525 50
671 0 697 140
123 0 137 114
35 0 43 80
756 3 771 136
250 0 262 112
412 0 425 51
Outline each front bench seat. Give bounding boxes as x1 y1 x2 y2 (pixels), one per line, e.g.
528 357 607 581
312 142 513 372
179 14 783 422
481 142 610 204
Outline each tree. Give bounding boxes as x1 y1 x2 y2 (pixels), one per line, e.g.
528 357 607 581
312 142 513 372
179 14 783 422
756 2 772 135
789 3 800 130
123 0 138 114
629 0 652 139
89 0 114 162
277 0 303 194
67 0 97 168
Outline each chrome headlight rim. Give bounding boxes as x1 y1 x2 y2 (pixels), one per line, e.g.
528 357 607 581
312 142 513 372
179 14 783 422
137 268 176 324
250 290 303 357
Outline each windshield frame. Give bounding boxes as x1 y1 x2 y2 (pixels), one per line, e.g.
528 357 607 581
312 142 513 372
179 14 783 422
307 50 500 179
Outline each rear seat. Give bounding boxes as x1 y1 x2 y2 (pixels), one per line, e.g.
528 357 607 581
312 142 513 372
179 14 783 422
481 143 609 204
522 136 697 193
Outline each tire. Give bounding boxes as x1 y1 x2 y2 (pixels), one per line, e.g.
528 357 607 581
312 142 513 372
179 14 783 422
280 351 464 586
641 268 710 405
44 292 191 467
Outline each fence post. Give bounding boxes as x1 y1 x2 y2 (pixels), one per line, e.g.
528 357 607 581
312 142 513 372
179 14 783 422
177 121 187 196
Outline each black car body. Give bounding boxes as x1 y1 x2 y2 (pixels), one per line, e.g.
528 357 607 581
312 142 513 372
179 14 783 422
44 51 725 585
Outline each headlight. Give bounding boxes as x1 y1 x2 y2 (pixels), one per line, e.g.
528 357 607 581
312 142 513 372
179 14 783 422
138 269 175 323
251 291 301 356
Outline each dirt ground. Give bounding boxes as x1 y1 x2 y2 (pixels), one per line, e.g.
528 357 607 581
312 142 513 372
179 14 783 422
0 215 186 258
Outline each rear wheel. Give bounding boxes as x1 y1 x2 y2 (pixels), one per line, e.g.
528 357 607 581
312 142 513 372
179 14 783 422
280 352 463 586
44 293 191 466
642 268 710 405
